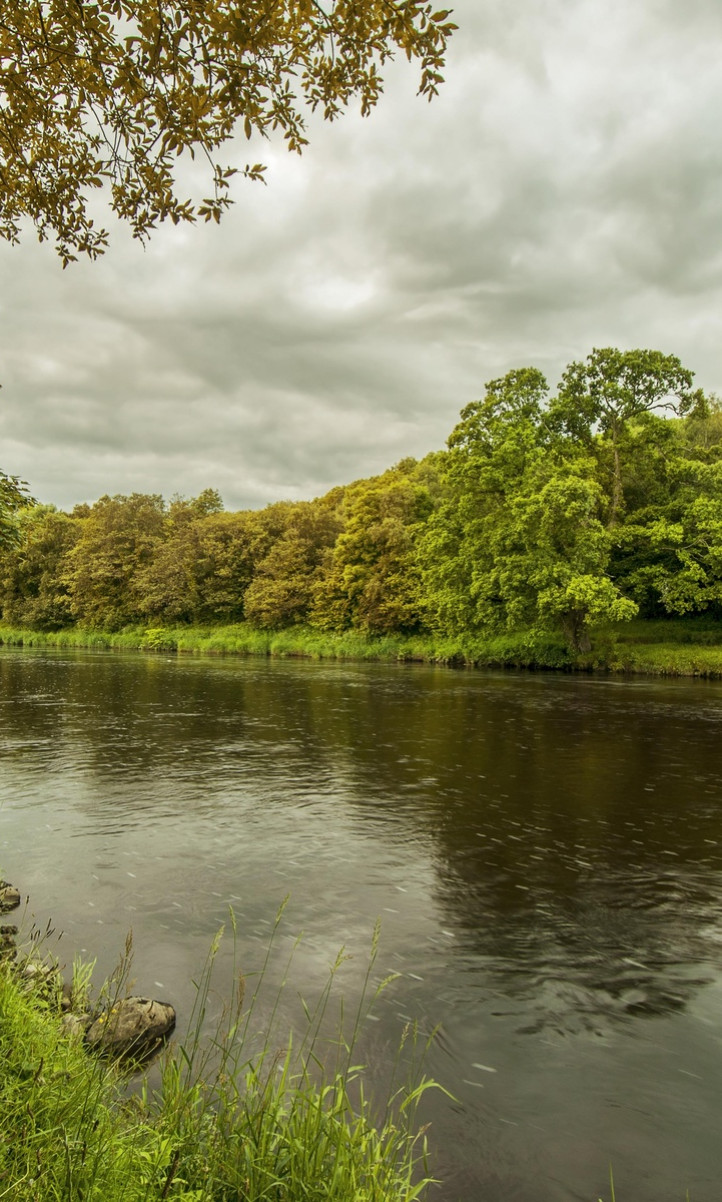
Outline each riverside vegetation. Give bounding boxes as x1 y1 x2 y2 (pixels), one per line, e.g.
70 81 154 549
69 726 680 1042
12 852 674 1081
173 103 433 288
3 348 722 674
0 896 438 1202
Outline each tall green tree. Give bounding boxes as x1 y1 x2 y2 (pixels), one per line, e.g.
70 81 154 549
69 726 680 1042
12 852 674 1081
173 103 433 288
62 493 166 629
0 504 79 628
612 455 722 618
311 461 436 635
552 348 696 527
420 368 549 635
243 496 344 629
422 367 637 650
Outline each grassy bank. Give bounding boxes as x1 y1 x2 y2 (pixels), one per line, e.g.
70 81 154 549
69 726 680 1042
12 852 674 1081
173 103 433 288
0 921 436 1202
1 619 722 676
0 621 572 667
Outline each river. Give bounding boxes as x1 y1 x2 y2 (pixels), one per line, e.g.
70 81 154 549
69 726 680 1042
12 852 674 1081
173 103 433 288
1 646 722 1201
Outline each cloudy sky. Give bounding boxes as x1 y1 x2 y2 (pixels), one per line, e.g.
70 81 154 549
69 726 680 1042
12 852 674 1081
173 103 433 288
1 0 721 512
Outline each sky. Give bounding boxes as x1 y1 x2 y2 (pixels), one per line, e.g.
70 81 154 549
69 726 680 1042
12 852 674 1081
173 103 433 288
1 0 721 513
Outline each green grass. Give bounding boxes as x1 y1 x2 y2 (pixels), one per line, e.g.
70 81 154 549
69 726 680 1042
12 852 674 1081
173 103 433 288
0 914 438 1202
2 618 722 676
0 621 571 669
602 617 722 646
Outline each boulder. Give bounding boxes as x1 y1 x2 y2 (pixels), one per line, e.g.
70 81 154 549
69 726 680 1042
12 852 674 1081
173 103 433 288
62 1012 93 1041
16 955 60 998
0 884 21 913
85 996 176 1063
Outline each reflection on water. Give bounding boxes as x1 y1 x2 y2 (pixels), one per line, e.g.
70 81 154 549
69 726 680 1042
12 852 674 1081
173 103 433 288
2 649 722 1201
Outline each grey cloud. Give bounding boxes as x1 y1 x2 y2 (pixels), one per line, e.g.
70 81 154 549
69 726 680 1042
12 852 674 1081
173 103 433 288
1 0 720 511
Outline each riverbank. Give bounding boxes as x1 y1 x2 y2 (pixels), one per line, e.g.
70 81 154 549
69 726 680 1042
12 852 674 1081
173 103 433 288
2 619 722 676
0 903 435 1202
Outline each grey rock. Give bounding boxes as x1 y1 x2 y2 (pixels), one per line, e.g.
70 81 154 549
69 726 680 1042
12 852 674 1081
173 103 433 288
0 884 21 913
17 957 61 999
85 996 176 1062
18 957 54 980
62 1012 92 1041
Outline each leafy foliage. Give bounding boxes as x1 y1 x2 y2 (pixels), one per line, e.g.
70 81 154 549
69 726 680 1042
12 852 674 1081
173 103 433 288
1 347 720 653
419 368 637 650
62 492 167 629
0 504 78 628
243 496 344 628
0 469 32 551
0 1 456 263
311 462 436 635
551 348 696 527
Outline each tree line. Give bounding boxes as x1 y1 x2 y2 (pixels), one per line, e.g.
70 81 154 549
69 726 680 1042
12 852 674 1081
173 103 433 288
2 348 722 651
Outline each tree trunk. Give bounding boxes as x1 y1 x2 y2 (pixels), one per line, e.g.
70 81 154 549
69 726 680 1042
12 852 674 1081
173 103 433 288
562 609 591 654
608 424 623 529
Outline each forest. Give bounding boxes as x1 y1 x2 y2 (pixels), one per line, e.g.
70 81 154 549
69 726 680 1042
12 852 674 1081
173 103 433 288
2 347 722 656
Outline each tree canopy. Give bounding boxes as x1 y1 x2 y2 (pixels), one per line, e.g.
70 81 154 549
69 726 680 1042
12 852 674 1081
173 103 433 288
0 1 456 264
0 469 32 551
3 347 719 653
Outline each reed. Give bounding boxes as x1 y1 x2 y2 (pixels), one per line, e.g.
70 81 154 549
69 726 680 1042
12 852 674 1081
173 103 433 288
0 911 438 1201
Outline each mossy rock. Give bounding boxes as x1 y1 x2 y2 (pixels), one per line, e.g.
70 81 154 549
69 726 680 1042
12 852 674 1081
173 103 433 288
85 996 176 1063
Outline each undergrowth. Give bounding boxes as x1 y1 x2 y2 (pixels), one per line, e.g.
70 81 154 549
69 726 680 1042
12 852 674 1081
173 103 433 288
0 909 438 1201
0 621 570 669
2 619 722 676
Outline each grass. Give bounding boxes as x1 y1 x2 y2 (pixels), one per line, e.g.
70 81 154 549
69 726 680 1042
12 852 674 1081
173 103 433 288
0 620 572 669
0 911 439 1202
2 618 722 676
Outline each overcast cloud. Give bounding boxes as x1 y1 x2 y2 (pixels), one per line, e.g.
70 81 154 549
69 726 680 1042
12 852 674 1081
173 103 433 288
1 0 721 511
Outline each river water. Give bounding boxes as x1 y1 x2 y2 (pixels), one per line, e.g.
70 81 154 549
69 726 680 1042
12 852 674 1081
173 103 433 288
2 647 722 1201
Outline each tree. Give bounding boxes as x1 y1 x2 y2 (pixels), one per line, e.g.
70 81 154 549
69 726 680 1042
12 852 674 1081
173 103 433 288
420 369 550 635
135 505 286 624
421 367 637 649
0 1 456 264
552 348 696 527
243 495 343 629
611 455 722 619
0 469 32 550
310 461 435 634
62 492 166 628
0 503 80 628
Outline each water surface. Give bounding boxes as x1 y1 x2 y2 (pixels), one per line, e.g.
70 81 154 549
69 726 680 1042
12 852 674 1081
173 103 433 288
2 648 722 1201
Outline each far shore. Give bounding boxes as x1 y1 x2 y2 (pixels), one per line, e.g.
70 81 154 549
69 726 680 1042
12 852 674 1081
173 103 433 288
3 619 722 679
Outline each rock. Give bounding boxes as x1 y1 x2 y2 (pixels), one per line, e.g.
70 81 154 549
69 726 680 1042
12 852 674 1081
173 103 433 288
0 923 17 960
62 1012 92 1041
0 884 21 913
85 996 176 1063
16 956 60 998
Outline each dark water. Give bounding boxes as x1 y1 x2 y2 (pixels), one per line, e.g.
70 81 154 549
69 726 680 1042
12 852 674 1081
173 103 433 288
2 648 722 1201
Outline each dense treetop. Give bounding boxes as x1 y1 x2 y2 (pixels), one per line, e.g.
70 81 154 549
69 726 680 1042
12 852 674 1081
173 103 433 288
2 348 721 650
